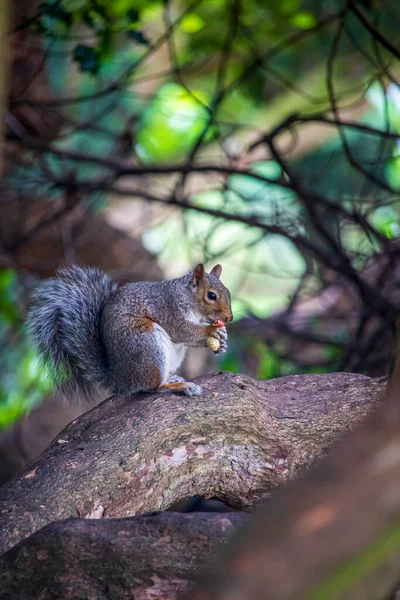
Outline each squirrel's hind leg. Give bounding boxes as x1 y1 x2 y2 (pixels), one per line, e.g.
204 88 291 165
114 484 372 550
158 380 202 396
123 326 201 396
159 373 202 397
149 326 201 395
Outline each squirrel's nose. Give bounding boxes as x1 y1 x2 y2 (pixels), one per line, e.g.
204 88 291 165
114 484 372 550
225 314 233 323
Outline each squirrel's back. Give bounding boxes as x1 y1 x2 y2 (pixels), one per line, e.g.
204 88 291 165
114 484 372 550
27 265 117 398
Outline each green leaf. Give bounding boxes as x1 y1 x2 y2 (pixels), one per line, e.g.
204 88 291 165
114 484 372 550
136 83 213 162
180 13 205 33
73 44 99 74
38 0 72 31
127 29 150 45
218 352 242 373
290 11 316 29
371 205 400 239
127 9 140 23
255 342 279 379
60 0 89 11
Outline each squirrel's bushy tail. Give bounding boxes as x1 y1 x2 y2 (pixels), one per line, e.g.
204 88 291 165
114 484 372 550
27 265 117 398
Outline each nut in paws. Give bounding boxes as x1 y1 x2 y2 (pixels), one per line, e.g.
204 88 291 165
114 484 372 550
207 337 220 351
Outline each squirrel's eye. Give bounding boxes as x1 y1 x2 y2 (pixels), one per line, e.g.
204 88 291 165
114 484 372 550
207 291 217 301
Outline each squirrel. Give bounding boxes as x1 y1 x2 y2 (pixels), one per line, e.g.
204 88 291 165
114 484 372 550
27 263 233 398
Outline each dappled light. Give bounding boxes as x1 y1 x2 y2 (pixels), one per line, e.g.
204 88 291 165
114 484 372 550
2 1 400 598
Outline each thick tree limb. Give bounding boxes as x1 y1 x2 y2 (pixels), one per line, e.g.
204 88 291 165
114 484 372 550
188 375 400 600
0 371 383 555
0 512 245 599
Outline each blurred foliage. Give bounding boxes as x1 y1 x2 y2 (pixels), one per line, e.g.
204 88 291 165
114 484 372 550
136 83 213 162
3 0 400 428
39 0 151 74
0 271 53 429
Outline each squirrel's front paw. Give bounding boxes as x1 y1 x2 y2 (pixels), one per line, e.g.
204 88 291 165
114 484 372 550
211 326 228 355
215 342 227 355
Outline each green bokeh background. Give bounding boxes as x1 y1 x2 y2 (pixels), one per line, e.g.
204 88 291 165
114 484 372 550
2 0 400 428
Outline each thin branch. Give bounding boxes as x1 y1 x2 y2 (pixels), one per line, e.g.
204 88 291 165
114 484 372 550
348 0 400 61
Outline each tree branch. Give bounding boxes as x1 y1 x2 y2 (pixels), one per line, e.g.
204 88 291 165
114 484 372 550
0 512 246 599
0 371 383 555
189 372 400 600
348 1 400 62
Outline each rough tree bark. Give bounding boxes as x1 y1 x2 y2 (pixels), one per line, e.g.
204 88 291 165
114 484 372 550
188 348 400 599
0 371 383 559
0 512 246 599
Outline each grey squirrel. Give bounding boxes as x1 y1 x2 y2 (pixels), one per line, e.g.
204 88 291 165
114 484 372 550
27 263 233 398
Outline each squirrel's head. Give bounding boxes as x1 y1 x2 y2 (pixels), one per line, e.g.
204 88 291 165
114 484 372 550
189 264 233 325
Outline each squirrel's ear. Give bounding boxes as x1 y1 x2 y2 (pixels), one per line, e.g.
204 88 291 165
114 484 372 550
210 264 222 279
191 263 206 287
